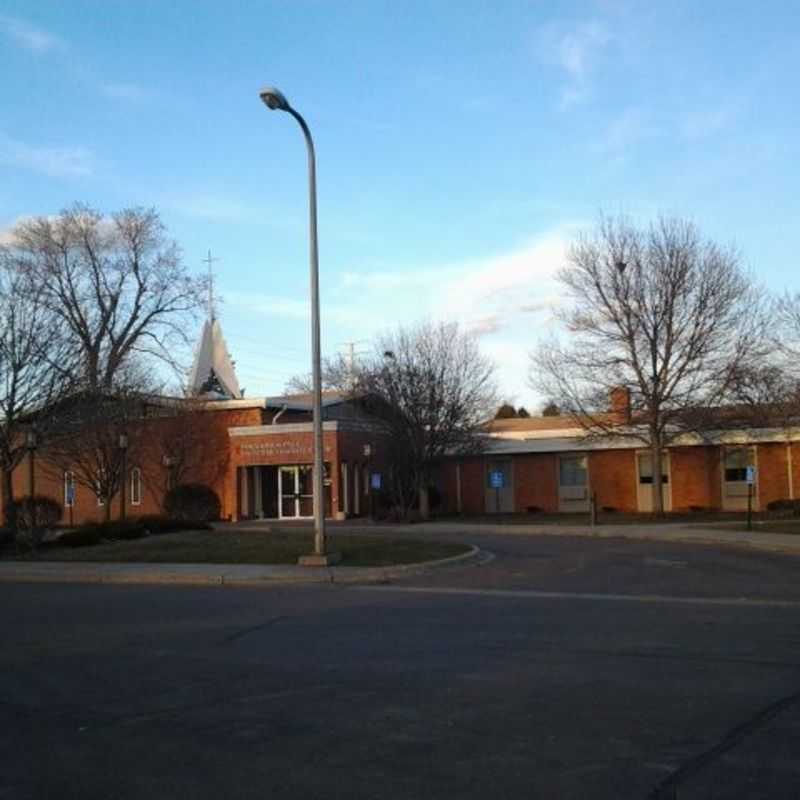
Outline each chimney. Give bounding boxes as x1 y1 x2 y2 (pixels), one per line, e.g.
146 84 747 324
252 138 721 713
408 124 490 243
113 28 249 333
609 386 631 424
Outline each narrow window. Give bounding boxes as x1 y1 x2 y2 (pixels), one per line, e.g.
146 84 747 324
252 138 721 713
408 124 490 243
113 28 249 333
96 470 105 506
131 467 142 506
725 447 753 483
638 453 669 484
559 455 587 487
64 471 75 507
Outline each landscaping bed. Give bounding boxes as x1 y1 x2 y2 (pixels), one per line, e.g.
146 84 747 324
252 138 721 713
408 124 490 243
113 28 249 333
15 530 470 567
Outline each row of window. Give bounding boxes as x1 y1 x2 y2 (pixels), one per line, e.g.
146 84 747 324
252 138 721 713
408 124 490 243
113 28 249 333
63 469 142 507
486 448 757 490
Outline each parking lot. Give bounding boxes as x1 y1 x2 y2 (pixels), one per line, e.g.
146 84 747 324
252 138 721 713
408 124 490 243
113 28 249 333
2 528 800 798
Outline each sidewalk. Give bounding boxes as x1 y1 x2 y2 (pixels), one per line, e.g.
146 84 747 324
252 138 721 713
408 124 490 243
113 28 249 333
226 518 800 555
413 521 800 554
0 545 483 587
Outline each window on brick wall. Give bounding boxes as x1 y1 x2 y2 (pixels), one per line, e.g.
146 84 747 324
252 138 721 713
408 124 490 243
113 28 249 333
724 447 754 483
131 467 142 506
559 455 587 487
64 471 76 507
638 452 669 485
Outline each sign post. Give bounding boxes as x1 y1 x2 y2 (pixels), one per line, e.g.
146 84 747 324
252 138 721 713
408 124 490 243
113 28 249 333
746 466 756 531
489 470 505 513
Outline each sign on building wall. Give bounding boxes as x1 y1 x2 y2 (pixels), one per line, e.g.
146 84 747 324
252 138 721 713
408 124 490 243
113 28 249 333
239 440 333 462
489 470 506 489
746 466 756 485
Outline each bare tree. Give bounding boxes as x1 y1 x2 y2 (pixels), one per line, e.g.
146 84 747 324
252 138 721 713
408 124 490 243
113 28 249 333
42 390 148 522
141 399 228 507
284 353 356 395
9 204 206 391
357 321 497 519
0 252 76 533
531 215 766 515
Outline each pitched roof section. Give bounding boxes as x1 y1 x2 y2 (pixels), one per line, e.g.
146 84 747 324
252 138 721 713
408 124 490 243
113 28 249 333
187 319 242 400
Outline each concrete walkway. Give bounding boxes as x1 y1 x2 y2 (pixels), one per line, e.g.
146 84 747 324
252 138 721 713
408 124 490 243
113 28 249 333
408 520 800 554
2 520 798 588
0 544 483 587
228 518 800 555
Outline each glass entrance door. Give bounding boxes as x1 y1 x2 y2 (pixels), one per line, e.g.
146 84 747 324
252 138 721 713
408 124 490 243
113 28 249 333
278 466 315 519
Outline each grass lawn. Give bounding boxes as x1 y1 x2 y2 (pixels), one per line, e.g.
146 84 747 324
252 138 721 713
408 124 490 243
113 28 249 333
434 511 758 526
19 530 470 567
717 520 800 535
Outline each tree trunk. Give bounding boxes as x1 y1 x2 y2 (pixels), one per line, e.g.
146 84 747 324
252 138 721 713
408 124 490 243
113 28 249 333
2 467 16 533
651 437 665 517
418 485 430 520
104 498 112 523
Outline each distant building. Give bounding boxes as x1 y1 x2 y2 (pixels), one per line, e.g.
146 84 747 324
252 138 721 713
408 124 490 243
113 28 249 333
3 312 798 524
434 390 799 515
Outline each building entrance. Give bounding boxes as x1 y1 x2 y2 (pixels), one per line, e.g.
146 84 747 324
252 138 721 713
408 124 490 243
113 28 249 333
279 465 314 519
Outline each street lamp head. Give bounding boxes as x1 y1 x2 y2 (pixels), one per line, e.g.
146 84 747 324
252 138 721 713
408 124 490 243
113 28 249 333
259 86 290 112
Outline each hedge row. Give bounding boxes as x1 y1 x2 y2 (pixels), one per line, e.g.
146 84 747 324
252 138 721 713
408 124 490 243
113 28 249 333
57 516 212 548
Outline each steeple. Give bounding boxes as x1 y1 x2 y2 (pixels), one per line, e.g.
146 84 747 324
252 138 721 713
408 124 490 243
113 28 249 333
187 250 242 400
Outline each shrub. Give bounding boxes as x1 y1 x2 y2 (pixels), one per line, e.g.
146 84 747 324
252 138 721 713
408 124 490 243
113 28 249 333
602 506 617 513
11 496 62 530
59 520 146 547
58 526 104 548
427 485 442 510
137 515 212 535
688 505 707 513
526 506 542 513
164 484 221 522
766 498 800 516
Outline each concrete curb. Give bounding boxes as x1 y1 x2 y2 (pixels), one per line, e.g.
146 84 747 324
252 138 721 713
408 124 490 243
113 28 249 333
0 545 484 588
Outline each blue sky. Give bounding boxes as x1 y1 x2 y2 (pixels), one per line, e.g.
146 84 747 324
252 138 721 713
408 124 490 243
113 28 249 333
1 1 798 408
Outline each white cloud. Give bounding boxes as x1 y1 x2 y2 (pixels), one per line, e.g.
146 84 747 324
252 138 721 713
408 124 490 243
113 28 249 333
222 227 579 406
536 20 611 109
0 132 95 178
99 82 153 102
0 15 63 53
679 105 737 141
164 192 302 230
597 106 660 153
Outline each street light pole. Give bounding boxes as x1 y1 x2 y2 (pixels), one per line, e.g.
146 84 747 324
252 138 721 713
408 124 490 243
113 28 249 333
119 433 129 521
26 430 37 543
259 86 334 563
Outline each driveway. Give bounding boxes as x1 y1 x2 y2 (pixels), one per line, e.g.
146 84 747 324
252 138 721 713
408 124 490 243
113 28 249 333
2 527 800 798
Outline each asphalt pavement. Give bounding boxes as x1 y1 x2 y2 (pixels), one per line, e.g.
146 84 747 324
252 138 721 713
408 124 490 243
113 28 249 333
2 530 800 799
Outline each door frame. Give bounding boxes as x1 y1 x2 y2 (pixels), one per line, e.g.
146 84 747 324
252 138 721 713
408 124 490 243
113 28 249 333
277 466 314 519
636 450 672 512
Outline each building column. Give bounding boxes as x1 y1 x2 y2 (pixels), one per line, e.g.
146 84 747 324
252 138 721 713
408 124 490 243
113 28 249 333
239 467 250 520
342 462 349 516
254 467 263 518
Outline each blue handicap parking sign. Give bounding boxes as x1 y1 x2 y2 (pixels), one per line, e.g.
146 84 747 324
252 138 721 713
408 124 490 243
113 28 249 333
746 466 756 484
489 470 505 489
371 472 382 490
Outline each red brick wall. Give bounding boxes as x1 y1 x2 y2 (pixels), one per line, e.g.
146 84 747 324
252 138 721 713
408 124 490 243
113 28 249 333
513 454 558 513
589 450 637 512
459 457 485 514
2 406 264 526
757 442 791 510
670 446 721 511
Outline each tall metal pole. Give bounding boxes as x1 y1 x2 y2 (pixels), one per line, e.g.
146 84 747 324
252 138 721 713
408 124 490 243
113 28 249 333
286 106 326 556
120 448 127 521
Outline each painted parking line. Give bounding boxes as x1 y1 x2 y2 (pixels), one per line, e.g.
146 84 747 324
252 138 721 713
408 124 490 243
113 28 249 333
355 585 800 608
